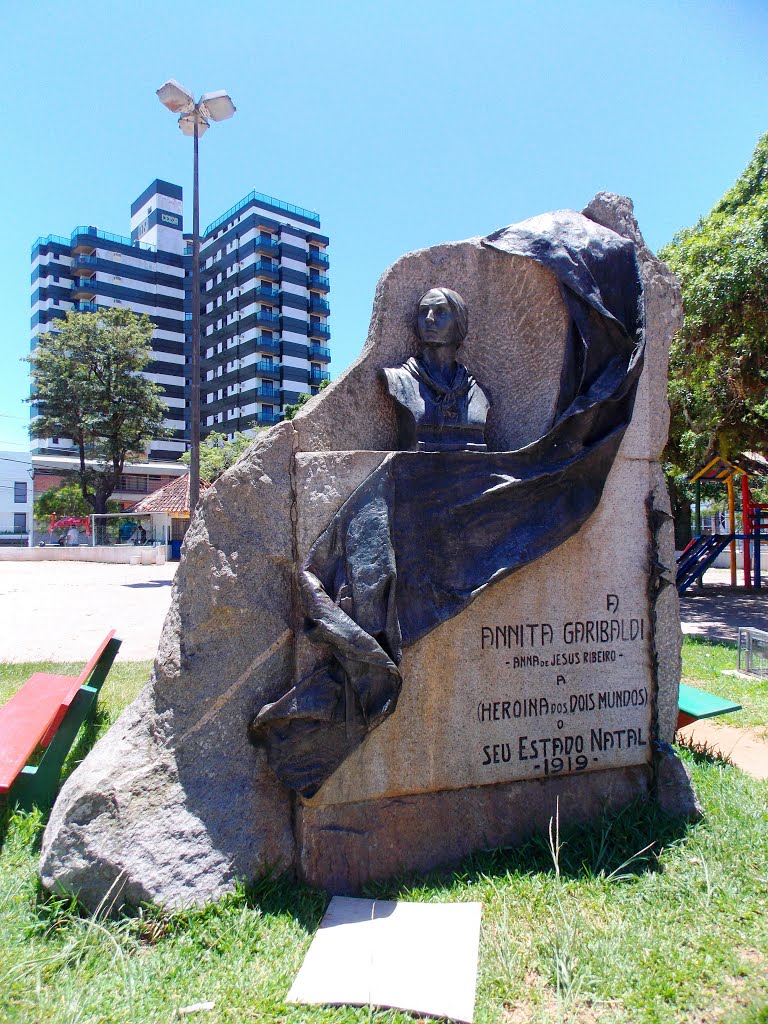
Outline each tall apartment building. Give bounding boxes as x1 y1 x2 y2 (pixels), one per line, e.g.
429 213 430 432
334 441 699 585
200 189 330 435
31 181 188 466
29 181 329 504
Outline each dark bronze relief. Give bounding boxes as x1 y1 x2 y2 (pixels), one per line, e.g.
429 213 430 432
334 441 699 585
250 214 645 798
383 287 489 452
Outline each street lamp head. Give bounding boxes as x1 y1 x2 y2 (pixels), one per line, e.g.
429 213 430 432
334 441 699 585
199 91 236 122
156 79 196 115
179 114 209 138
157 81 235 137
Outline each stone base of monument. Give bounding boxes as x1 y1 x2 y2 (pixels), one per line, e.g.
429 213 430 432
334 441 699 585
38 193 697 913
297 766 651 893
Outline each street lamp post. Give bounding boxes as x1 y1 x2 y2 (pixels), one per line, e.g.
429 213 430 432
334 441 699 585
156 80 236 513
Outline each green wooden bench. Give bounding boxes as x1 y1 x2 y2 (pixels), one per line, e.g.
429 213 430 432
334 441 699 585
677 682 742 730
0 632 121 811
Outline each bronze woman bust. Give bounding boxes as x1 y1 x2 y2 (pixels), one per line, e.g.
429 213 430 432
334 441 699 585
382 287 489 451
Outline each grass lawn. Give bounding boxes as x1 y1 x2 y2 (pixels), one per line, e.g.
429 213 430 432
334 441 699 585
0 649 766 1024
682 636 768 733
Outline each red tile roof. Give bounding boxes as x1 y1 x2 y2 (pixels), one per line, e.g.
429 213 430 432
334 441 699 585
128 474 210 515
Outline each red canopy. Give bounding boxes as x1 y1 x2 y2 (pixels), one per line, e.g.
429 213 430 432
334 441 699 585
48 515 91 536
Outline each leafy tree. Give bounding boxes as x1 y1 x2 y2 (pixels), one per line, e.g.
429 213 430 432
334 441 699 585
179 431 255 483
660 132 768 475
284 378 330 420
27 308 169 515
33 483 119 523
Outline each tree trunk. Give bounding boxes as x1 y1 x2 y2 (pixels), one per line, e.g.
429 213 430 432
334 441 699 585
93 479 112 544
667 475 693 550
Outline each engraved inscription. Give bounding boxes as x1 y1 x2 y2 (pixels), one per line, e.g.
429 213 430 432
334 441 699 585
474 593 651 781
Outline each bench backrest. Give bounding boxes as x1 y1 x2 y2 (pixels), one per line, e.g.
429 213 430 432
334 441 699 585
0 631 118 795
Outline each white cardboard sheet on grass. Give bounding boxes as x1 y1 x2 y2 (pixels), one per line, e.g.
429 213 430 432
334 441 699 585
287 896 482 1022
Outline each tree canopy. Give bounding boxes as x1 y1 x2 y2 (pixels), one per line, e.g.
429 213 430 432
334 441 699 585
660 132 768 474
27 308 169 515
284 378 330 420
33 483 119 523
179 431 255 483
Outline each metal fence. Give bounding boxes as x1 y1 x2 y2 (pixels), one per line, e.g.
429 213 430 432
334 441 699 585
737 627 768 676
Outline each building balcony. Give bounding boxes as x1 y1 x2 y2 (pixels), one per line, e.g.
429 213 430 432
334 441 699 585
71 277 97 298
309 344 331 362
255 310 280 328
71 253 97 273
254 259 279 279
307 250 329 269
254 284 279 301
254 235 279 257
255 336 280 356
256 411 282 425
255 360 281 380
74 301 99 313
310 368 331 383
308 273 330 292
70 230 97 255
71 225 154 253
254 386 280 400
308 322 331 340
309 298 330 315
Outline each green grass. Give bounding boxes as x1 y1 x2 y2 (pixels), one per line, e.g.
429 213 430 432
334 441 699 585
0 648 766 1024
0 659 150 716
682 636 768 732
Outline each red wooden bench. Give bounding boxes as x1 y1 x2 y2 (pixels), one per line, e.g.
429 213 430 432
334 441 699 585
0 631 121 810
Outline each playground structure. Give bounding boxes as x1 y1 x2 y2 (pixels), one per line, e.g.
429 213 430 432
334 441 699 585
676 454 768 594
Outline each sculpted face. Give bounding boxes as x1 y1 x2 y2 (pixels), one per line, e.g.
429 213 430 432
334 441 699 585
417 289 459 348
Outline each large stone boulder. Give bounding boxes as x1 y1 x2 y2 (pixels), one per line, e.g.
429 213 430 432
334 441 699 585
40 193 685 910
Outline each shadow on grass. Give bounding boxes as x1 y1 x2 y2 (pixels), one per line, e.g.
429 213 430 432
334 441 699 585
676 733 736 768
15 791 696 941
5 737 701 939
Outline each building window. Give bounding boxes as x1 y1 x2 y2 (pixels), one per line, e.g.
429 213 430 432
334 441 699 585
52 437 59 444
14 481 27 503
14 513 27 533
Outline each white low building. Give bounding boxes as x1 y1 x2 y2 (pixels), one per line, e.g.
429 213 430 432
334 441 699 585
0 451 32 544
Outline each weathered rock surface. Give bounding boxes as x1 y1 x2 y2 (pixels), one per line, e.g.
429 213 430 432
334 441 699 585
40 424 298 909
40 194 687 910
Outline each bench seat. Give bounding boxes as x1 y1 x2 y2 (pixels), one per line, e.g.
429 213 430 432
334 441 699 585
677 682 742 730
0 631 120 808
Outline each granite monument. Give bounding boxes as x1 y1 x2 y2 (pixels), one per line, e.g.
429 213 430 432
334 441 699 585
39 194 691 909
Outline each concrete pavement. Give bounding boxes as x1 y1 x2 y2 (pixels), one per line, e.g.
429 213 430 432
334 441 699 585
0 560 177 662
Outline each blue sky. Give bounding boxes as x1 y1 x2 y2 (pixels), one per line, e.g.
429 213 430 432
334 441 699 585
1 0 766 452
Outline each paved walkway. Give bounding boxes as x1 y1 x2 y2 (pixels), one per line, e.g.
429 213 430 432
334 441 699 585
679 568 768 644
0 561 177 662
677 720 768 779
